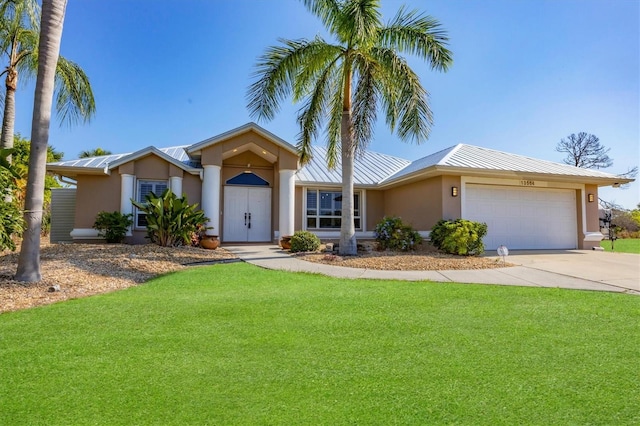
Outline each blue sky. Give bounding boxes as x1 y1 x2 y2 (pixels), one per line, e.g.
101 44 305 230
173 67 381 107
13 0 639 208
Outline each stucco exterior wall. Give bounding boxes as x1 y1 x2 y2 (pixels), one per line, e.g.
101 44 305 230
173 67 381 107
294 186 303 231
134 155 170 179
383 177 444 231
441 175 462 220
581 184 601 249
365 190 385 231
74 174 121 228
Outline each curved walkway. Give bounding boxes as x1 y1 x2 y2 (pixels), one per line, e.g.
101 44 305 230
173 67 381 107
224 245 640 294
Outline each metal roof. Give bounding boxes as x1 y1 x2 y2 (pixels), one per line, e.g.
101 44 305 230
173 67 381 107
48 146 194 169
384 144 629 183
48 140 629 186
295 145 411 186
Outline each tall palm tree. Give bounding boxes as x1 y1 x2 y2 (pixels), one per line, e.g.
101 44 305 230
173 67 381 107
247 0 452 255
0 0 95 163
16 0 67 282
78 147 111 158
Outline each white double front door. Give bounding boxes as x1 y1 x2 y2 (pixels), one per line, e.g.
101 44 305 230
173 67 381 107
223 186 271 242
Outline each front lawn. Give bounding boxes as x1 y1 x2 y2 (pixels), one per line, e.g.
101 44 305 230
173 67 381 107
600 238 640 253
1 263 638 425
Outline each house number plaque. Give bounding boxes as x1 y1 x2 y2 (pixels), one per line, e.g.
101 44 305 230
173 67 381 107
520 180 535 186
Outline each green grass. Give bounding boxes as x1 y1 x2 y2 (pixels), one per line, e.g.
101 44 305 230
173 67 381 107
600 238 640 253
1 263 639 425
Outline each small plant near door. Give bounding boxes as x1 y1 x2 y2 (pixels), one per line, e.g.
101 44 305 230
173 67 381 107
132 189 210 247
290 231 321 253
93 211 133 243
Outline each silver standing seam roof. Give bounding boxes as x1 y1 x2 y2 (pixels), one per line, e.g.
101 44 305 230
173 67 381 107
47 142 630 185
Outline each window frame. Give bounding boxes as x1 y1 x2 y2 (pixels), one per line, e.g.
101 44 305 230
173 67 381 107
135 179 168 229
305 188 362 230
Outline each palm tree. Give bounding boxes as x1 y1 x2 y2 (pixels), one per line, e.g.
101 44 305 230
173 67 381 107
78 147 112 158
15 0 67 282
247 0 452 255
0 0 95 163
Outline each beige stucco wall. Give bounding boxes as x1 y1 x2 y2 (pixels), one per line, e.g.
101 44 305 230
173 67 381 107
365 190 385 230
581 184 600 249
441 175 461 220
134 155 170 179
294 187 303 230
74 174 121 228
383 177 445 231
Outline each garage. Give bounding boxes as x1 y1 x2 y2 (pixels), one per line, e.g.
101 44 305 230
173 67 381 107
465 184 578 250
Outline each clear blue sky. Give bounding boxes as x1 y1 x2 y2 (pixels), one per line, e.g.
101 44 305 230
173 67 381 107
13 0 639 208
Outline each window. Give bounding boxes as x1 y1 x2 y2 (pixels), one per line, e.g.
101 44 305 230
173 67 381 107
136 180 168 228
306 189 360 229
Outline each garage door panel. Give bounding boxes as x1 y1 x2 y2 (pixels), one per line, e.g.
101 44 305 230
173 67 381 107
465 185 577 250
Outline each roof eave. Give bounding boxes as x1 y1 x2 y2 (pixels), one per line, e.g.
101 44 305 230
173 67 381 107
186 122 298 156
378 165 634 188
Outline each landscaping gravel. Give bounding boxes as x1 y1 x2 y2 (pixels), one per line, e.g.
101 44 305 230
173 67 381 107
1 240 504 313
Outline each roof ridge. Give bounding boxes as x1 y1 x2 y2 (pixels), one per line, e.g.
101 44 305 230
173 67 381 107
437 143 464 165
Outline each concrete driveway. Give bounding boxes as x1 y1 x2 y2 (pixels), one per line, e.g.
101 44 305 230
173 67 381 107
493 250 640 293
225 245 639 294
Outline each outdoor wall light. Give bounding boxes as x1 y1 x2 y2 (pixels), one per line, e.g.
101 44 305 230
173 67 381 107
451 186 459 197
588 193 595 203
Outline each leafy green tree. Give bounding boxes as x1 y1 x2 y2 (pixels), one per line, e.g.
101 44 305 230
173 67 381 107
78 147 112 158
0 0 95 162
247 0 452 255
8 134 62 214
16 0 68 282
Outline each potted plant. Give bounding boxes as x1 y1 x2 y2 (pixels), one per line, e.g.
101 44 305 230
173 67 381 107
280 235 292 250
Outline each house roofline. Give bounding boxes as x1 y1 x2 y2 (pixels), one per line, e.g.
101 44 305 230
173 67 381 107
186 122 298 156
107 146 200 174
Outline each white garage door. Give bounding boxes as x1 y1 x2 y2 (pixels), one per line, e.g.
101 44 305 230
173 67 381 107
465 185 577 250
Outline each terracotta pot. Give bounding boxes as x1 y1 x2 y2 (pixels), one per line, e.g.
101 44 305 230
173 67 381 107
200 236 220 250
280 236 292 250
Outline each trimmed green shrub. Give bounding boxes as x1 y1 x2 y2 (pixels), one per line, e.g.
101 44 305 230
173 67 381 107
290 230 320 253
131 189 209 247
93 211 134 243
430 219 487 256
374 216 422 251
0 201 24 251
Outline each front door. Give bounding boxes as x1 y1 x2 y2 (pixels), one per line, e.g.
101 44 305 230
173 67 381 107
223 186 271 242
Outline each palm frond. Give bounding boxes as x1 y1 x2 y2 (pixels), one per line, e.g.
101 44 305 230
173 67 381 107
54 57 96 126
379 6 453 71
295 57 341 165
339 0 381 46
373 47 432 143
351 52 377 155
246 38 317 121
301 0 342 36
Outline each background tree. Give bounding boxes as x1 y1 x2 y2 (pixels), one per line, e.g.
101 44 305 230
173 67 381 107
78 147 111 158
9 134 62 232
556 132 613 169
556 131 637 195
247 0 452 255
0 0 95 163
16 0 67 282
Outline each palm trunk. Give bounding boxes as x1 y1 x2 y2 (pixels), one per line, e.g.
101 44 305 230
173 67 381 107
16 0 67 282
340 112 357 256
1 77 17 155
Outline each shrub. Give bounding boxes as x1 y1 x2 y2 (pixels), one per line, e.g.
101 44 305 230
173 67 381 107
374 216 422 251
0 201 24 251
93 211 134 243
131 189 210 247
290 230 320 253
430 219 487 256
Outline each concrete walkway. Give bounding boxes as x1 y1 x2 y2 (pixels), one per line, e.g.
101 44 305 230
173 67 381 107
223 245 639 294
